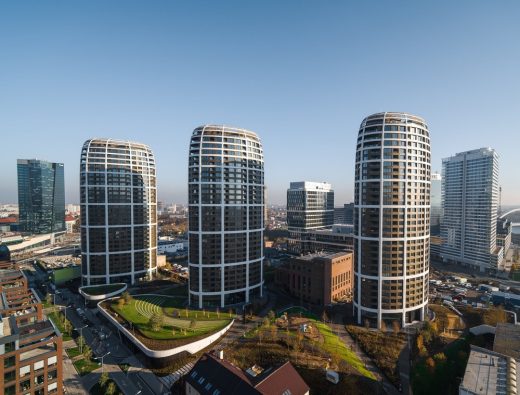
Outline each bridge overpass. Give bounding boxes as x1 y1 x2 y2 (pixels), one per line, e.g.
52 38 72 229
500 208 520 227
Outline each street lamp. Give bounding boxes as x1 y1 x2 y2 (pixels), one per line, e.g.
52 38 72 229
77 325 88 353
94 351 110 373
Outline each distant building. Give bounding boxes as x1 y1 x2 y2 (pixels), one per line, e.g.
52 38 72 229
459 346 518 395
343 203 354 225
430 172 442 235
354 112 430 328
440 148 502 272
287 181 334 255
17 159 65 234
0 257 63 395
275 251 353 305
80 138 158 285
496 218 512 257
64 215 78 233
0 217 18 233
334 207 345 224
185 352 309 395
306 224 354 253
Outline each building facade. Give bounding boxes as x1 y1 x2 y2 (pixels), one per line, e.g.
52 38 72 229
0 256 63 395
287 181 334 255
275 251 353 305
306 224 354 253
430 172 442 235
440 148 501 272
354 112 431 328
188 125 264 308
17 159 65 234
80 138 157 286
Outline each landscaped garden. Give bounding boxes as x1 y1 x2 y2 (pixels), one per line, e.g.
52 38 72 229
346 324 407 386
103 293 233 347
223 306 379 394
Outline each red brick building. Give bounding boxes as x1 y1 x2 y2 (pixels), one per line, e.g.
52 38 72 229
275 251 353 305
0 258 63 395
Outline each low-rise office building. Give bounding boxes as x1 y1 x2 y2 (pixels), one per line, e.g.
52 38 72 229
275 251 353 305
306 224 354 253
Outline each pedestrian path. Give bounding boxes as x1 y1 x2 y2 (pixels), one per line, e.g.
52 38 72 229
157 361 195 388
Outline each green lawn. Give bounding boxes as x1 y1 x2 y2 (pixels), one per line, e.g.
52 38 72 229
314 322 375 379
81 284 125 296
277 307 375 380
110 294 232 340
73 358 100 376
47 311 73 341
65 346 82 359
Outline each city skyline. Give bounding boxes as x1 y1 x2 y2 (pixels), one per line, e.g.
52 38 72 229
1 2 520 206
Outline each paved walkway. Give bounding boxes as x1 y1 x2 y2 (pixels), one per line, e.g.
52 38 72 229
62 343 88 395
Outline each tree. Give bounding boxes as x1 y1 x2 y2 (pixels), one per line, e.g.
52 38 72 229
392 320 400 334
83 345 92 360
77 336 85 351
258 328 264 345
425 357 436 374
262 316 270 328
190 319 196 330
268 310 275 323
380 320 387 332
216 307 220 319
106 381 116 395
270 325 278 342
99 371 109 388
416 334 425 355
117 297 125 308
149 312 164 332
322 310 329 323
433 352 447 364
122 291 132 305
46 293 53 305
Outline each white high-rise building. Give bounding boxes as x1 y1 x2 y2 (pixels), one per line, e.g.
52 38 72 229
440 148 502 272
188 125 265 308
80 138 157 285
287 181 334 255
353 112 431 329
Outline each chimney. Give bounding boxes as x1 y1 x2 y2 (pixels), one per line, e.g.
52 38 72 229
219 350 224 360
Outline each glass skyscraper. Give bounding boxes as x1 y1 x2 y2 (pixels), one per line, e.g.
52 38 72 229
80 138 157 285
440 148 501 272
287 181 334 255
430 172 442 235
188 125 264 308
353 112 431 329
17 159 65 234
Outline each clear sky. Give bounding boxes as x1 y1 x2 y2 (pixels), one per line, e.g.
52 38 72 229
1 1 519 205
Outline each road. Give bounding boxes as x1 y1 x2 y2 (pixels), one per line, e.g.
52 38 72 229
52 291 163 395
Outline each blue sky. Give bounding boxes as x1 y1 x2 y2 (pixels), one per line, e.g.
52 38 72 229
1 1 519 205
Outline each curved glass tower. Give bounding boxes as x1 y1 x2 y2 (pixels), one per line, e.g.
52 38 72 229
188 125 264 308
354 112 430 328
80 138 157 285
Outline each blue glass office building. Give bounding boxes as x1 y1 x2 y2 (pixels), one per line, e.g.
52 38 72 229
17 159 65 234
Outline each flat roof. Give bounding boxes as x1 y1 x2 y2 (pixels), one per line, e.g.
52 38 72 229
293 251 352 261
460 346 515 395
